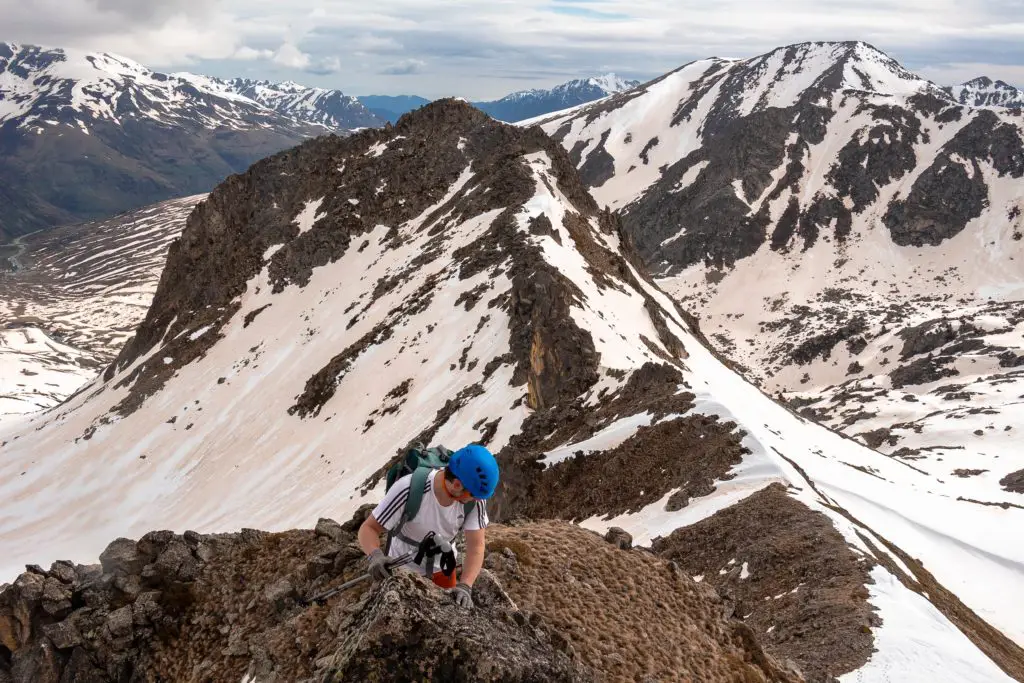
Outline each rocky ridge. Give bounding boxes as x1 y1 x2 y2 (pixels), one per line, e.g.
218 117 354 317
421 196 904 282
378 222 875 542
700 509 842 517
0 509 801 683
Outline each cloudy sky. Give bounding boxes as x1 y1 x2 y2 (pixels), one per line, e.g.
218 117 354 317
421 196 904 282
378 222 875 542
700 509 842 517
3 0 1024 99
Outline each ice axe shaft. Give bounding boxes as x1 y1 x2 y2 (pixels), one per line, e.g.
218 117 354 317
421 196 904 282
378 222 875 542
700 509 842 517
301 551 414 606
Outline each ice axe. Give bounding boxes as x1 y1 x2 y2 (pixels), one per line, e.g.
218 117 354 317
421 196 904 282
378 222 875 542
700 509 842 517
299 550 415 606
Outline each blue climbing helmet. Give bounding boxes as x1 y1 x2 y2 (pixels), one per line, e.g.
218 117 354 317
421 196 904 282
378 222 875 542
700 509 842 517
448 444 499 499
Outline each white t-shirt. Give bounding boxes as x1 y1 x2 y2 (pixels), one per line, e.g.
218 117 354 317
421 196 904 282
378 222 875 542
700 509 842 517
372 469 489 575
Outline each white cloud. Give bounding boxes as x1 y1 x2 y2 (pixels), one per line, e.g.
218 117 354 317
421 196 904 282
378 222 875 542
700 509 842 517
233 46 274 61
380 58 425 75
2 0 1023 96
272 42 311 69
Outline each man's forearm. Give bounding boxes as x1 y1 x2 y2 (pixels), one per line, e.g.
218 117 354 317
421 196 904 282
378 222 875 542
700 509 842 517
460 533 486 585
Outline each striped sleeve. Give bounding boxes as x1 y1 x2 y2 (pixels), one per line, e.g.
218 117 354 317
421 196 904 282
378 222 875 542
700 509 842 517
371 474 433 530
464 500 489 531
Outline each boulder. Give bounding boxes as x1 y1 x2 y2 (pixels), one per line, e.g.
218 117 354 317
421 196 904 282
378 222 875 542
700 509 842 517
46 562 76 586
313 571 591 682
665 489 690 511
264 578 295 608
136 530 175 562
42 620 82 650
99 539 144 576
113 574 143 601
603 527 633 550
315 518 347 544
148 540 200 583
10 640 60 683
340 504 376 533
40 579 71 618
104 605 134 642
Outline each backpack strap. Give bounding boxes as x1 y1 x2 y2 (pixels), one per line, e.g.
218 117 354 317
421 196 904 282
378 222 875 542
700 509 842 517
405 467 431 520
386 467 433 554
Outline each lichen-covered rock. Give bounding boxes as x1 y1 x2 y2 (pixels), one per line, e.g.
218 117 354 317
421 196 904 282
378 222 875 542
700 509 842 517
317 571 590 682
314 518 347 544
42 620 81 650
99 538 144 576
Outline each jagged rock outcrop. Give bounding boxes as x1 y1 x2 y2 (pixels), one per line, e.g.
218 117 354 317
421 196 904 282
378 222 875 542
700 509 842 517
0 515 804 683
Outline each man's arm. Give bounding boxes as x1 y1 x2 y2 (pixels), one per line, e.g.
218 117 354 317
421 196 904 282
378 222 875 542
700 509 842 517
358 515 388 556
460 528 486 586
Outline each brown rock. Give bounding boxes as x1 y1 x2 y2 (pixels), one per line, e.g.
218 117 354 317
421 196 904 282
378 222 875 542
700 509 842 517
665 489 690 511
99 539 144 575
315 517 347 544
40 579 72 618
321 571 590 682
132 591 164 627
306 557 334 581
10 640 60 683
136 530 176 561
42 620 82 650
340 504 377 533
604 527 633 550
113 574 143 601
150 540 200 583
46 561 76 585
105 605 134 641
264 578 295 606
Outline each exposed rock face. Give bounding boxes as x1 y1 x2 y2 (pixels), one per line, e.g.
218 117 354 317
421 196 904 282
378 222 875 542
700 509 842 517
885 110 1024 246
0 517 802 683
0 529 206 682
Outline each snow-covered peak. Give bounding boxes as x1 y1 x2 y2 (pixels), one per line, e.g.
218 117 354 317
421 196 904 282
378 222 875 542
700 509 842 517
0 42 328 133
586 73 636 94
475 73 642 122
223 77 384 129
0 43 383 134
724 41 949 110
946 76 1024 108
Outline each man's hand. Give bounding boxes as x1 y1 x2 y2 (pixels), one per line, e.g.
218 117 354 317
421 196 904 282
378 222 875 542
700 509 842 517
451 581 473 609
367 548 391 582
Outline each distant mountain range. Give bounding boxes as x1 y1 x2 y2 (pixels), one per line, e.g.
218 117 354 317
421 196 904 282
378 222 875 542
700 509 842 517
357 74 641 124
356 95 431 124
473 74 641 122
0 43 381 239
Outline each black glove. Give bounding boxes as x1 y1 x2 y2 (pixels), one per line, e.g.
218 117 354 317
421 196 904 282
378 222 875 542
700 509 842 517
367 549 391 582
451 582 473 609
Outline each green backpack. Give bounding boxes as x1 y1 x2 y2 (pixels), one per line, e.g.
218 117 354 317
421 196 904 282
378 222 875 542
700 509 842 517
383 444 478 553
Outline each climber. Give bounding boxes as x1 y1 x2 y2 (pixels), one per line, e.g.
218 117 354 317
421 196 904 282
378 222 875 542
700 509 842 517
358 444 499 609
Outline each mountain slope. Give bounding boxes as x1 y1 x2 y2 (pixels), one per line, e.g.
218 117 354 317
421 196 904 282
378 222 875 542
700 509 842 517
0 100 1021 680
946 77 1024 108
534 39 1024 503
0 43 335 239
475 74 641 122
0 195 199 425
